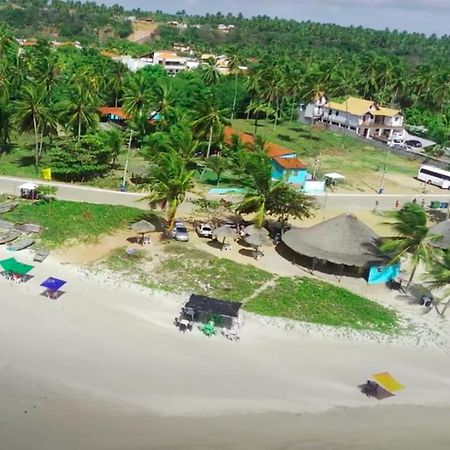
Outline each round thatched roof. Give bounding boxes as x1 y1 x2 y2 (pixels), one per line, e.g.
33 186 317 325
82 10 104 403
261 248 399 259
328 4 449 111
282 214 384 267
428 220 450 249
131 220 156 234
243 224 269 236
213 226 237 241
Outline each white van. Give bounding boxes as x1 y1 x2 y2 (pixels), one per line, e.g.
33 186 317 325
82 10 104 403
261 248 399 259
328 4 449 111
417 164 450 189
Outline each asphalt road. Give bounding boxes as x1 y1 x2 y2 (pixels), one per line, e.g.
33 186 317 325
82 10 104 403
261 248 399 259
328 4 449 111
1 175 450 213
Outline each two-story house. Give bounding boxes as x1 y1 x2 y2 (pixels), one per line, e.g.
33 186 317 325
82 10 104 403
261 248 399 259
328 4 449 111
320 97 405 143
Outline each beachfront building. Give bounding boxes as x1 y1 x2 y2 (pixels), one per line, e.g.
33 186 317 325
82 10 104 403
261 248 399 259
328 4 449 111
320 97 405 143
223 127 308 187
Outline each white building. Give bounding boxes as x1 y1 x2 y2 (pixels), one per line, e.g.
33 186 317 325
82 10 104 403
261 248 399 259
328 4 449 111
320 97 405 142
151 51 189 75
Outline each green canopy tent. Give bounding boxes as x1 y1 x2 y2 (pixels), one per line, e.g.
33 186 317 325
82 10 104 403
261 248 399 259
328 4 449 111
0 257 34 277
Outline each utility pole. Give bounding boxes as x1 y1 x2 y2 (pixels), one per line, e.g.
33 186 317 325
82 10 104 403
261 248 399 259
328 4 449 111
378 145 391 194
121 130 133 191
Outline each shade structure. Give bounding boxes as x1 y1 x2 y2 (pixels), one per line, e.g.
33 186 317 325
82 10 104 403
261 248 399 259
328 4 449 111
0 257 34 275
185 294 242 318
40 277 66 291
18 182 38 190
131 220 156 234
282 214 384 267
243 224 269 236
244 233 272 248
372 372 405 392
213 225 237 241
324 172 345 180
428 220 450 250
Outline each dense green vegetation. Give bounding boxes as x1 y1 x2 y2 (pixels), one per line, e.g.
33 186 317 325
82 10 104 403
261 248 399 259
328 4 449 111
2 199 144 247
245 277 398 333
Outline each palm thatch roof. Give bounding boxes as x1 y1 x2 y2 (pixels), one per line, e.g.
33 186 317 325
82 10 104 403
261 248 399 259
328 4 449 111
213 225 237 241
131 220 156 234
428 220 450 249
244 233 272 248
282 214 385 267
243 224 269 236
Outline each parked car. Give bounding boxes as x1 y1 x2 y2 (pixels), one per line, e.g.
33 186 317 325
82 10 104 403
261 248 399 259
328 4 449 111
196 223 213 238
171 221 189 242
405 139 423 148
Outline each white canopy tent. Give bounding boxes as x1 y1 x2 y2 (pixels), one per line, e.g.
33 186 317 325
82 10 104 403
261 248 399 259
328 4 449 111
18 182 39 190
323 173 345 180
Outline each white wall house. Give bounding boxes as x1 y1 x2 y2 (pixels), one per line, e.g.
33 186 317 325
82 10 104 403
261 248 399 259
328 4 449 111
320 97 405 142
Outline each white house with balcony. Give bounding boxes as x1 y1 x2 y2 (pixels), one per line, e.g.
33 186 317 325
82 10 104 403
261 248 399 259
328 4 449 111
321 97 405 143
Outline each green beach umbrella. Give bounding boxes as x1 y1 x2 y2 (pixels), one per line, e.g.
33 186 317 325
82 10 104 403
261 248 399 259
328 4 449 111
0 257 34 275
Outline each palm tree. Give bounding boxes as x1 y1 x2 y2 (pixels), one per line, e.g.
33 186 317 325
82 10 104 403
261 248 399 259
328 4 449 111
122 72 152 120
379 202 437 288
201 58 221 89
228 53 242 119
145 150 194 231
207 155 228 186
102 128 123 166
235 152 284 227
426 251 450 316
246 101 275 135
13 84 50 167
193 105 230 161
109 61 128 107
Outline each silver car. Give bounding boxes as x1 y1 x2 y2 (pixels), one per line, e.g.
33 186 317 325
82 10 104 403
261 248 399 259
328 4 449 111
171 221 189 242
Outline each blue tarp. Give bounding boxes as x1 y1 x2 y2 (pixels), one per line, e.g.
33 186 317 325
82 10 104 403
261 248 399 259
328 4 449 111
40 277 66 291
367 264 400 284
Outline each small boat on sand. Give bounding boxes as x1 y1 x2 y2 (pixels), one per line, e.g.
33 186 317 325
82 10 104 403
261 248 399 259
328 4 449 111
0 219 15 230
7 236 34 251
0 230 21 245
0 201 18 214
33 248 49 262
15 223 42 234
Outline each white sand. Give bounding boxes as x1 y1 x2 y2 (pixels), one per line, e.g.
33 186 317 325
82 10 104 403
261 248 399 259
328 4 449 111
1 247 450 449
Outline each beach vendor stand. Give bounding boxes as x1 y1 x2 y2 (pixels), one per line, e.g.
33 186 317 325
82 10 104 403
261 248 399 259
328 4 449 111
18 182 39 200
0 257 34 282
40 277 67 299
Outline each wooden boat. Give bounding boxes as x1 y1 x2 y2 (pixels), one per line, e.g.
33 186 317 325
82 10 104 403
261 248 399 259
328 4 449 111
0 219 15 230
15 223 42 234
0 230 21 245
7 237 34 251
0 201 18 213
33 248 49 262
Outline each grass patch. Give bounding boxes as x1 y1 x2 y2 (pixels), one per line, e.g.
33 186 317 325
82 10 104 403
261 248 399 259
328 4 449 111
245 277 397 333
2 199 144 247
232 119 419 180
101 242 273 301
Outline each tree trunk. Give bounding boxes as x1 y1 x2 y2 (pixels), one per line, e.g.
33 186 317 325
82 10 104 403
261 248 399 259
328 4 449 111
290 96 297 122
246 99 252 120
78 115 82 139
406 263 418 289
200 126 214 179
254 116 259 135
33 115 39 170
231 72 238 120
216 172 221 186
273 97 280 131
166 198 178 233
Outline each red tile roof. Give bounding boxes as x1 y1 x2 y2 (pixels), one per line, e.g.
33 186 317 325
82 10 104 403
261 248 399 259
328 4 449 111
98 107 129 120
273 156 306 170
223 127 302 162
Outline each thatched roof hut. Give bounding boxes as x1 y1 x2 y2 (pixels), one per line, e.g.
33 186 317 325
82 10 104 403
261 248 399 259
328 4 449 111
428 220 450 250
282 214 385 267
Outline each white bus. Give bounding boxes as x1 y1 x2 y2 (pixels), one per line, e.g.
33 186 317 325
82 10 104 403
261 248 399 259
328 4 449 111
417 164 450 189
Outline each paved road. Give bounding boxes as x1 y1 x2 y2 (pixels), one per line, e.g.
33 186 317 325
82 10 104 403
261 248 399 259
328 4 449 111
1 175 450 213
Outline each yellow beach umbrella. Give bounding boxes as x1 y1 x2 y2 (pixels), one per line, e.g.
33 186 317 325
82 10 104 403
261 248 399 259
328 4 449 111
372 372 405 392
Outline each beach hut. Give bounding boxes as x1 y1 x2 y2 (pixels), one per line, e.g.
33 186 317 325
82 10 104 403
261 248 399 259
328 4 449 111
213 225 237 250
281 214 388 279
182 294 242 329
244 233 272 259
427 220 450 250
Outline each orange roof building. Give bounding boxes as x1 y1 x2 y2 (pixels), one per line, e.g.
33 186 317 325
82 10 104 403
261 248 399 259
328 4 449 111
223 127 308 185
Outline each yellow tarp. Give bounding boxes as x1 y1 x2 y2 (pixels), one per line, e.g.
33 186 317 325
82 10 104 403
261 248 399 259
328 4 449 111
41 168 52 181
373 372 405 392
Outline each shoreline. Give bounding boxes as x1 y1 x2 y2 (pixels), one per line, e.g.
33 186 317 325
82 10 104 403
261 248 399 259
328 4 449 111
1 248 450 449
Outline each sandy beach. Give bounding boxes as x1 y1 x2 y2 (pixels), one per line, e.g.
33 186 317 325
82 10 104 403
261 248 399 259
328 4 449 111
1 247 450 450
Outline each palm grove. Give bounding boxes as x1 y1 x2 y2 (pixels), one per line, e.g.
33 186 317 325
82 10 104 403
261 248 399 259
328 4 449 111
0 26 315 232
